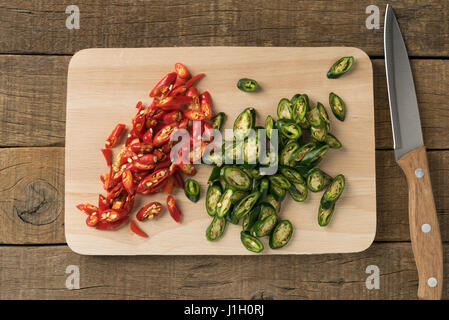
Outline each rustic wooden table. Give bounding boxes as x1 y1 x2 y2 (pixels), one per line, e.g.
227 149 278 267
0 0 448 299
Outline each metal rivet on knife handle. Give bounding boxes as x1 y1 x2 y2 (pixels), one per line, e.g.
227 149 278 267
427 277 438 288
421 223 431 233
415 168 424 178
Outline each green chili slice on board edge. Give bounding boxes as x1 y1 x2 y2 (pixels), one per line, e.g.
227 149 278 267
329 92 346 121
320 174 345 209
251 213 278 237
237 78 258 92
306 168 326 192
327 56 354 79
240 231 264 253
206 216 227 241
324 133 342 149
269 220 293 249
318 203 335 227
184 178 200 202
233 191 261 219
216 187 235 218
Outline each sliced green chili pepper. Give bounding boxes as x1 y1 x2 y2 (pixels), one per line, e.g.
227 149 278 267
280 140 300 166
327 56 354 79
237 78 258 92
277 98 293 120
230 190 249 204
317 102 330 124
306 107 322 127
310 123 328 142
258 177 270 201
265 115 276 140
277 119 302 140
240 231 264 253
220 166 252 191
291 94 309 123
233 191 261 219
216 187 235 218
299 144 329 168
269 174 291 189
280 166 305 184
226 210 240 224
318 203 335 227
249 167 263 180
291 142 316 163
269 220 293 249
208 166 221 184
263 194 281 213
325 133 342 149
270 183 286 201
184 178 200 202
242 205 261 232
288 181 308 202
306 168 326 192
234 107 256 140
206 216 227 241
258 203 276 221
206 181 223 216
223 140 243 164
243 136 259 164
298 115 311 129
329 92 346 121
212 112 227 130
321 174 345 209
251 213 278 237
294 165 310 177
203 150 223 166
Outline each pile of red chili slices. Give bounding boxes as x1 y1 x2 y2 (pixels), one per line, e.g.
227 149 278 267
76 63 215 238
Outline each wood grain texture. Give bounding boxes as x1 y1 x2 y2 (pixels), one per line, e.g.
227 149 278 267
2 56 449 149
0 55 69 147
398 146 443 299
0 243 448 299
65 47 376 255
0 147 65 244
0 1 448 57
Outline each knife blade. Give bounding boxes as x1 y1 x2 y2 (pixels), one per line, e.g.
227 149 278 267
384 4 443 300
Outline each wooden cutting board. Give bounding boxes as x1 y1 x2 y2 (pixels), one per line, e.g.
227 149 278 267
65 47 376 255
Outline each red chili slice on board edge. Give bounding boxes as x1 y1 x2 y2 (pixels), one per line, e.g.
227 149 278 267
101 148 112 166
185 73 205 89
200 91 212 120
130 220 149 238
167 195 181 223
105 124 126 148
136 201 163 221
76 203 98 215
174 63 190 79
86 214 99 227
96 216 129 230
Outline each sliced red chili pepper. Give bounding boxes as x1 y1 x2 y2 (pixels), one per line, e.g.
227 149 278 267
98 194 110 211
174 169 184 189
203 122 213 141
119 149 137 166
86 213 99 227
160 142 173 155
167 195 181 223
173 78 185 88
132 105 146 134
136 168 171 194
76 203 98 215
137 153 158 165
185 73 205 89
168 85 187 96
99 209 125 223
175 62 190 79
178 163 197 176
153 149 167 161
200 91 212 120
96 216 129 230
130 220 149 238
136 201 163 221
128 161 156 172
122 169 135 195
163 110 183 124
184 110 206 121
101 148 112 166
153 122 178 147
111 193 126 210
142 129 154 144
185 87 201 111
157 96 192 110
105 124 126 148
179 119 189 129
130 142 154 154
163 176 175 194
149 72 177 98
123 193 135 213
106 182 124 201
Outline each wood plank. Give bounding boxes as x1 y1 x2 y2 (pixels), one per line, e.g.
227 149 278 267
1 55 449 149
0 243 447 299
0 1 448 57
0 55 69 147
1 147 448 245
65 47 376 255
0 147 65 244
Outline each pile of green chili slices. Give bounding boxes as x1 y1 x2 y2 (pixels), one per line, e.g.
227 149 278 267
202 57 351 253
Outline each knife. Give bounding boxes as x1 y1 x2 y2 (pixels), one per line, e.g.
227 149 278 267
384 4 443 300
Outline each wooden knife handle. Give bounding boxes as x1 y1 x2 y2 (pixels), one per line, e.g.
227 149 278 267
398 146 443 300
